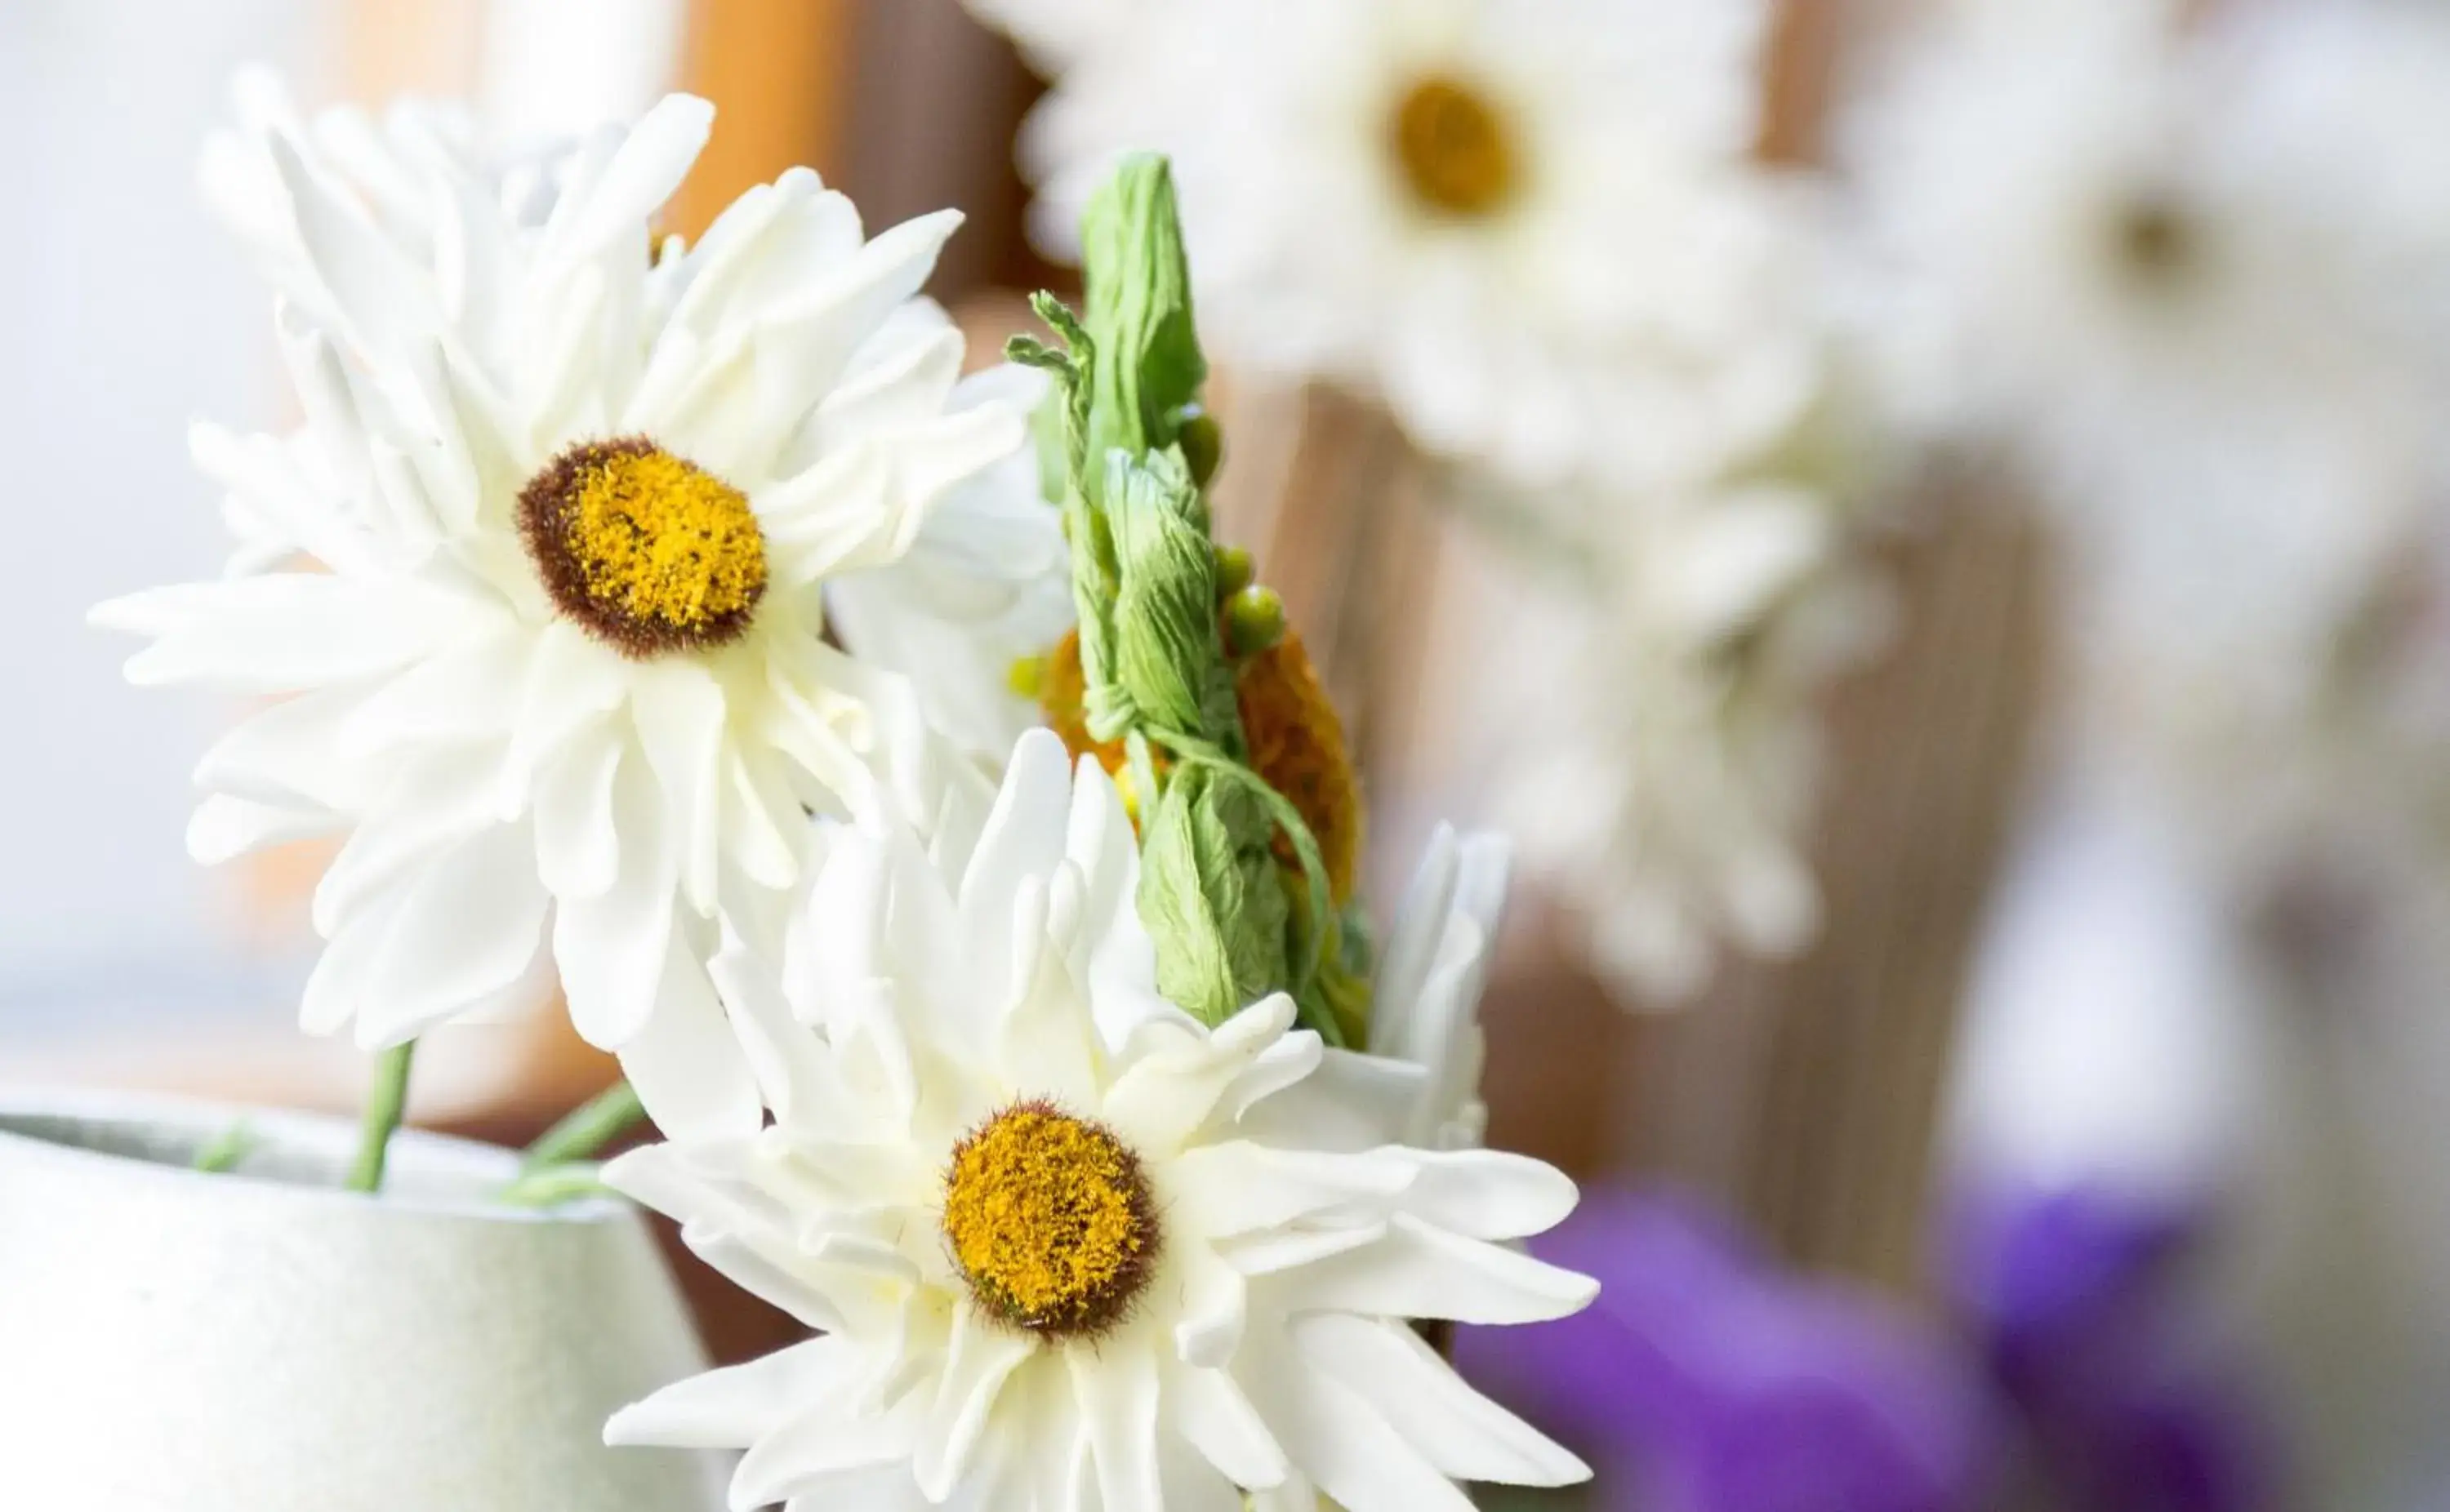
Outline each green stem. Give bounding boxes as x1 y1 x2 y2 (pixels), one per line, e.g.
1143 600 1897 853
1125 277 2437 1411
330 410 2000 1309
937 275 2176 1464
345 1040 418 1194
499 1162 613 1209
521 1079 648 1173
193 1120 256 1175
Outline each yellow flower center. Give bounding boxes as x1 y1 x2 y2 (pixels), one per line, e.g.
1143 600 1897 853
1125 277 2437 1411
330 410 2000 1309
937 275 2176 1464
517 438 768 658
2112 193 2198 288
942 1101 1158 1338
1391 75 1518 219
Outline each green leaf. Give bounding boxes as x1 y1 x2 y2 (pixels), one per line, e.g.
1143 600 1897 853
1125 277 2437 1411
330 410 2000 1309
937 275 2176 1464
1138 765 1289 1026
1082 154 1208 464
1101 451 1236 746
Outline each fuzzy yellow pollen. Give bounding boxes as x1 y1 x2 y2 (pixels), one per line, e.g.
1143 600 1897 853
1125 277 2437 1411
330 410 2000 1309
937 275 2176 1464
1392 76 1518 219
942 1102 1157 1338
517 437 768 658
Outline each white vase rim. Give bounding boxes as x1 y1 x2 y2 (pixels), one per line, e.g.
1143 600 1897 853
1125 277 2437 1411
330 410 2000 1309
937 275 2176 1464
0 1087 634 1226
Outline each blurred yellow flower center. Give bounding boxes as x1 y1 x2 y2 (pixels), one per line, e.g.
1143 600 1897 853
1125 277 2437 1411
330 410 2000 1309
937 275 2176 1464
942 1102 1156 1338
2113 195 2198 287
1037 625 1364 905
517 438 768 658
1392 76 1517 218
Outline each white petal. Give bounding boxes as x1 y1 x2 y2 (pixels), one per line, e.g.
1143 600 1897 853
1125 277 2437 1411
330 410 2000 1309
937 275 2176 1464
1218 1221 1388 1279
338 629 527 760
313 749 508 937
1397 1150 1579 1242
533 730 623 900
749 209 964 427
706 924 829 1121
953 727 1075 1014
914 1305 1035 1499
605 1336 853 1449
618 936 762 1143
1269 1213 1598 1326
1067 1329 1162 1512
1169 1142 1414 1240
350 821 550 1047
545 93 713 260
187 794 339 865
555 740 679 1047
1230 1046 1423 1153
102 575 479 693
268 132 439 358
994 882 1103 1108
299 884 407 1037
503 620 629 799
1294 1314 1589 1488
805 324 966 456
1103 995 1298 1155
1370 825 1462 1059
1169 1240 1249 1369
1236 1327 1477 1512
630 660 730 915
1167 1360 1289 1492
732 1397 914 1512
192 685 371 812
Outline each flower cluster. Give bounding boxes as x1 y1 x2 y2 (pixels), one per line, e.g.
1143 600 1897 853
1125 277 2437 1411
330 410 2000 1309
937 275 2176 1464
95 82 1594 1510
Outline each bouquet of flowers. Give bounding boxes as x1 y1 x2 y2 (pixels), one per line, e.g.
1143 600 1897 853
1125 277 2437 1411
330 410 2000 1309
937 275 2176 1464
48 82 1597 1511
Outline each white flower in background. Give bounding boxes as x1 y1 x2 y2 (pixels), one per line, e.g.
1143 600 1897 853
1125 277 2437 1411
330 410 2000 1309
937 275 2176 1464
1016 0 1824 493
963 0 1135 75
91 86 1065 1140
1489 479 1888 1002
1841 0 2446 683
604 732 1594 1511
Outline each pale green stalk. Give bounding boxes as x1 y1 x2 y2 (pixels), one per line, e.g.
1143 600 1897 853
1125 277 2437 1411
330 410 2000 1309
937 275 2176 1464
520 1079 648 1173
345 1039 417 1194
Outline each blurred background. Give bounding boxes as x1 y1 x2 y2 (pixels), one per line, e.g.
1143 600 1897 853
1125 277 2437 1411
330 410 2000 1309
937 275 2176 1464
7 0 2450 1506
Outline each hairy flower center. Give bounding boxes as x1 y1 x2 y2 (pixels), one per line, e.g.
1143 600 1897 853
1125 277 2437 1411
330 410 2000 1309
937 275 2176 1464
517 438 768 658
942 1102 1158 1338
1392 76 1517 218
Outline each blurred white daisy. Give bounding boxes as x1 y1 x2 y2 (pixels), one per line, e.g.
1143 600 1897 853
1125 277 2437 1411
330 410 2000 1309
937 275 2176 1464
962 0 1134 75
92 86 1062 1140
1842 0 2445 675
1017 0 1824 493
1487 478 1888 1002
604 732 1594 1510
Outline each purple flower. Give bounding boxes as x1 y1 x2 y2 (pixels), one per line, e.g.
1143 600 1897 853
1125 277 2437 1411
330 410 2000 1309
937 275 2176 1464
1460 1187 1995 1512
1946 1182 2275 1512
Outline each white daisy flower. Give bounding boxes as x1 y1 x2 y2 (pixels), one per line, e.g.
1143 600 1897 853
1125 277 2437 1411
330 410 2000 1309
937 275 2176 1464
91 86 1064 1140
1017 0 1824 492
602 731 1595 1510
1841 0 2443 672
1489 479 1887 1002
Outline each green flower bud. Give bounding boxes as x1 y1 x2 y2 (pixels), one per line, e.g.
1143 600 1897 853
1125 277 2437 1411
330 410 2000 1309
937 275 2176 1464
1212 544 1255 598
1177 404 1224 488
1225 585 1287 658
